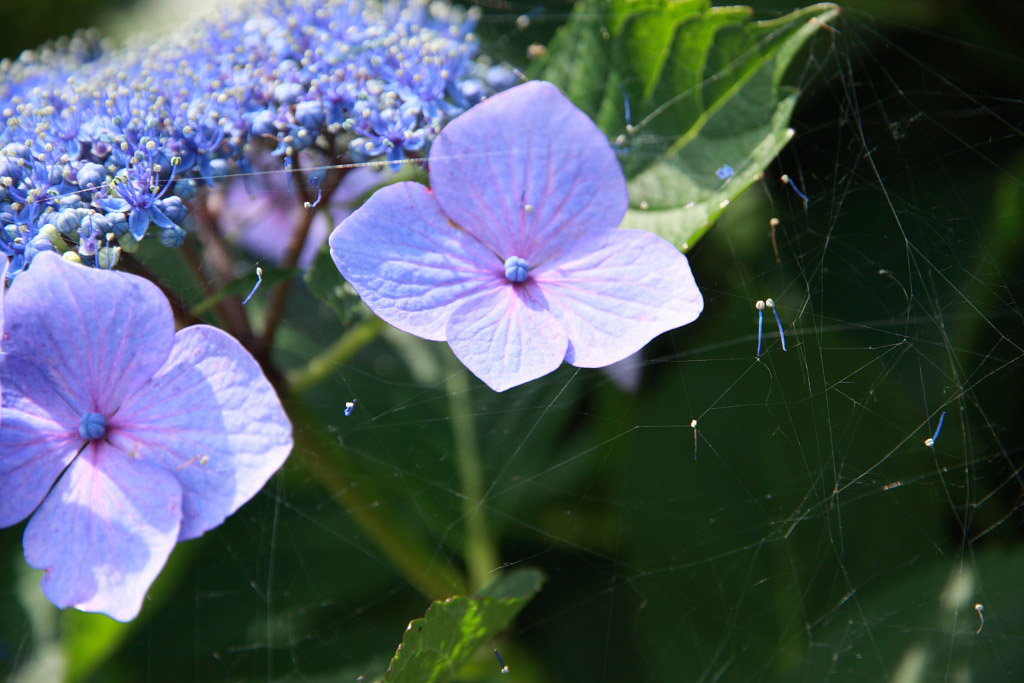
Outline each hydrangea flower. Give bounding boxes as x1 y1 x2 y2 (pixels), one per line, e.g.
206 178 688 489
0 252 293 621
0 0 489 271
329 81 704 391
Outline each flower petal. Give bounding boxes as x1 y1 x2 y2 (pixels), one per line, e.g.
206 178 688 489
0 253 175 527
329 181 502 341
446 283 568 392
22 442 182 622
0 361 83 527
534 229 703 367
0 256 8 346
129 209 149 239
3 252 175 413
429 81 627 260
109 325 293 541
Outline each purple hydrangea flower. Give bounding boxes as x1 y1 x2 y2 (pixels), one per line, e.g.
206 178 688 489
329 81 704 391
0 252 292 621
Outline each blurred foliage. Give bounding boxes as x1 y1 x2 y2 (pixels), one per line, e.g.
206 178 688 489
0 0 135 59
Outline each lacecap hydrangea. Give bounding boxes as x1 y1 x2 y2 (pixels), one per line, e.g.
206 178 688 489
0 0 492 276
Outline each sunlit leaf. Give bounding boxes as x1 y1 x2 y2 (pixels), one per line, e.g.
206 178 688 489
383 567 545 682
535 0 840 250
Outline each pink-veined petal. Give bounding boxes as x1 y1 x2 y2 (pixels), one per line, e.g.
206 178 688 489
329 181 503 341
0 357 83 527
22 441 182 622
446 283 568 392
534 229 703 367
0 256 8 349
109 325 292 541
2 252 174 415
429 81 627 261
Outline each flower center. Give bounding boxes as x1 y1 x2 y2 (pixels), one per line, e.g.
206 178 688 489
503 255 530 283
79 412 107 441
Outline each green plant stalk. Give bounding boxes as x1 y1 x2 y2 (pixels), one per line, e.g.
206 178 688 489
286 398 466 599
443 354 499 591
279 316 465 598
285 315 386 395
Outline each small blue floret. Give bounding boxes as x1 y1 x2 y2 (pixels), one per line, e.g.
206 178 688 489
79 412 107 441
503 256 530 283
715 164 734 180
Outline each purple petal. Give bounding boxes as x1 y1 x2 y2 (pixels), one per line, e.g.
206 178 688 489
429 81 627 261
0 256 8 345
3 253 174 413
129 209 149 239
603 351 643 394
534 229 703 367
0 253 175 527
330 182 503 341
446 284 568 392
22 442 182 622
96 197 131 213
147 204 176 230
108 325 292 540
0 363 83 527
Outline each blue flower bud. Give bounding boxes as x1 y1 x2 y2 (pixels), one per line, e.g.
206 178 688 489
294 100 325 130
273 82 305 104
158 196 187 224
106 212 129 236
486 65 519 91
25 235 56 260
2 143 31 162
160 225 186 248
79 212 108 240
53 209 81 235
250 109 279 136
173 179 198 201
77 162 107 191
58 193 83 208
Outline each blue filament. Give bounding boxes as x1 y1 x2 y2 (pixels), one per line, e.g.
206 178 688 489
932 411 947 443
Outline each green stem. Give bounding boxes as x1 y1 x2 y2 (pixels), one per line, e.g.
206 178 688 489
285 316 386 395
443 354 499 591
286 398 466 599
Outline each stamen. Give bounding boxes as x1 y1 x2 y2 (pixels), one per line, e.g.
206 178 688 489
503 255 529 283
79 412 107 440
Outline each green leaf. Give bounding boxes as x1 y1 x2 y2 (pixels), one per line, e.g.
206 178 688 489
383 567 545 683
304 242 362 324
527 0 613 118
534 0 840 251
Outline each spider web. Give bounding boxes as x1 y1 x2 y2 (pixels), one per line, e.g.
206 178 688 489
2 1 1024 681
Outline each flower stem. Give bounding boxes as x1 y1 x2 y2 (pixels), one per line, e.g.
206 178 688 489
285 398 466 599
443 353 499 591
259 159 346 353
286 315 385 395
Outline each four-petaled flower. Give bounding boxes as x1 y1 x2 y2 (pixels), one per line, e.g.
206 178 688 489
329 81 704 391
0 253 293 621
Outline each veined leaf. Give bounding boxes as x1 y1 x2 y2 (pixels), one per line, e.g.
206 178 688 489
535 0 840 250
383 567 545 682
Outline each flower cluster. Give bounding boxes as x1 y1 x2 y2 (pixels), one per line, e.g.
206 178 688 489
0 253 293 621
330 82 704 391
0 0 487 275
